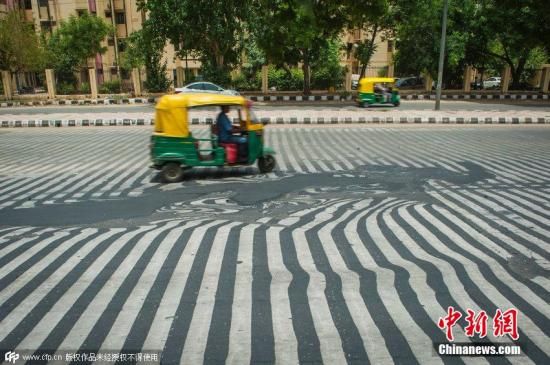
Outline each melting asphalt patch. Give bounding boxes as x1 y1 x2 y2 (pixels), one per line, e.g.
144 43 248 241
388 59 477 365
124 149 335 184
0 162 494 227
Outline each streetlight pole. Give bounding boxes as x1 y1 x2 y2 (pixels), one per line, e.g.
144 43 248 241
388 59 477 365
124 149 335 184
435 0 449 110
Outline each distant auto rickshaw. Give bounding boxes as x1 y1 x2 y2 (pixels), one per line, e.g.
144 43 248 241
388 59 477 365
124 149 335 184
150 93 276 183
357 77 400 107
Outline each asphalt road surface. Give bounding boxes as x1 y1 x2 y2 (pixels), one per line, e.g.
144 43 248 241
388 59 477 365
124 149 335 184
1 99 550 115
0 125 548 364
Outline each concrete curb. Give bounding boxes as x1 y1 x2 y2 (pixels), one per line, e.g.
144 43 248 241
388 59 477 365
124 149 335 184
2 116 549 128
1 93 548 107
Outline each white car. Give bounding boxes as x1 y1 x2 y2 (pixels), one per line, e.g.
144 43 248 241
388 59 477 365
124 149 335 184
483 77 501 89
175 82 239 95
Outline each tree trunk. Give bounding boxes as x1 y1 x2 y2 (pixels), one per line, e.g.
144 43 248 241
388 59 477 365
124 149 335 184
358 24 379 79
360 63 367 79
302 61 311 95
510 57 527 90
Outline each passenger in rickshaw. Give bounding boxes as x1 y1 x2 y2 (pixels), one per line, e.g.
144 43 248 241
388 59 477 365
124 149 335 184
374 83 392 103
216 105 247 160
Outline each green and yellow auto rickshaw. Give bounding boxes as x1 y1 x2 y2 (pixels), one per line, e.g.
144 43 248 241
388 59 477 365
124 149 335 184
357 77 400 107
150 93 276 183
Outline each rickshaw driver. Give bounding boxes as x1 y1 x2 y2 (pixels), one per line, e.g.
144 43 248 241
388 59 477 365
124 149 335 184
216 105 248 160
374 83 392 103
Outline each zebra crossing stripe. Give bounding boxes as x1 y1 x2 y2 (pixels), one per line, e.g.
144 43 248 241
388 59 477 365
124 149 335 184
16 229 126 350
427 187 550 266
0 227 53 251
142 221 226 355
265 226 299 365
446 185 550 252
316 199 394 364
0 229 98 345
98 221 204 354
411 205 550 316
343 199 419 362
225 224 258 364
412 207 550 358
291 206 349 364
179 222 242 364
362 202 446 364
478 189 550 228
0 228 78 281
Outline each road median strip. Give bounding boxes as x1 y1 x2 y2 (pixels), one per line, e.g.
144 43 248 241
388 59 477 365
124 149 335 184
1 93 548 108
2 116 549 128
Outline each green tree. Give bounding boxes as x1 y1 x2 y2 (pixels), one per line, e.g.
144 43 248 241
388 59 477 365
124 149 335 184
311 39 346 89
0 11 45 74
46 11 112 84
393 0 550 89
479 0 550 88
251 0 385 93
137 0 250 86
122 28 171 92
346 0 393 78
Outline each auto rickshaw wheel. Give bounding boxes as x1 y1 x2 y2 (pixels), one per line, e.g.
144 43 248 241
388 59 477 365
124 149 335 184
393 101 400 107
258 155 276 173
161 162 184 183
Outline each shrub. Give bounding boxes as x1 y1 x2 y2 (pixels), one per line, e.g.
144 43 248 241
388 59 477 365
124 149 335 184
311 66 345 90
99 80 121 94
57 82 75 95
268 67 303 91
79 82 91 94
231 72 261 91
310 39 346 90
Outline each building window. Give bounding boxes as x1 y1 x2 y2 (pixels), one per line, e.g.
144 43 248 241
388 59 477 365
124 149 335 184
39 0 48 6
117 39 126 52
107 38 115 46
105 10 111 17
115 12 125 24
24 0 33 9
76 9 87 17
387 40 394 53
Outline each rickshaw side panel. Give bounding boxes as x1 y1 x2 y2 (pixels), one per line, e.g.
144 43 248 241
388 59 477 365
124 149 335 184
358 92 377 105
151 135 199 167
247 131 262 163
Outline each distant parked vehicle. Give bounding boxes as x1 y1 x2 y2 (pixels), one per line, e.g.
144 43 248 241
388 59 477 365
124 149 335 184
351 74 360 89
483 77 501 89
395 76 425 89
175 82 240 95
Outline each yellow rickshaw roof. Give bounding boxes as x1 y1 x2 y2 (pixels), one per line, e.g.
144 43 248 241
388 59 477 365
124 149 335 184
359 77 396 85
156 93 248 110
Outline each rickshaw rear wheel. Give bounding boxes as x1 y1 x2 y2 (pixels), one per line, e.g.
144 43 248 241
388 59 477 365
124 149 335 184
258 155 276 173
161 162 184 183
393 101 400 107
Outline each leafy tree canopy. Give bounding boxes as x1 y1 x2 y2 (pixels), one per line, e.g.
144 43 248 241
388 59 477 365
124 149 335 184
393 0 550 88
46 11 112 80
137 0 250 85
250 0 385 93
0 11 45 72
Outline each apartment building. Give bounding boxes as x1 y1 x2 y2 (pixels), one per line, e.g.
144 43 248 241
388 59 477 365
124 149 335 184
343 28 394 78
2 0 392 90
2 0 201 88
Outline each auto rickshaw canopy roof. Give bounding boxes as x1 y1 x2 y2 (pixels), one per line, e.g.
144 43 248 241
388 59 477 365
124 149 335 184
154 93 250 138
358 77 397 93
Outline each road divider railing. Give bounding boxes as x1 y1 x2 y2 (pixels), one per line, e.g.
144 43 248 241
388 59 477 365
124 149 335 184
2 116 549 128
